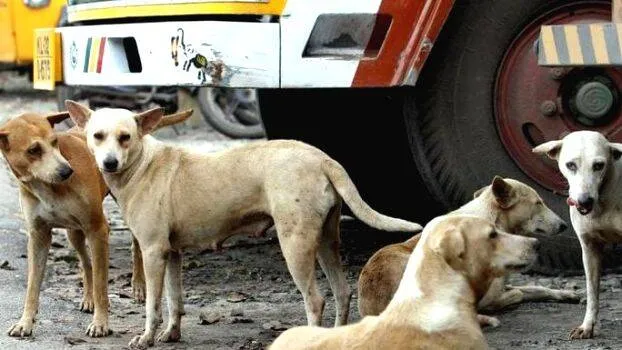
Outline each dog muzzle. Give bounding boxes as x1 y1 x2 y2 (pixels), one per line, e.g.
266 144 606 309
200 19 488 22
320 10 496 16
567 197 591 215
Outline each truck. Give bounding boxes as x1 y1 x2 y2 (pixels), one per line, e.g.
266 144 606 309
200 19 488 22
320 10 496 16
0 0 65 76
33 0 622 274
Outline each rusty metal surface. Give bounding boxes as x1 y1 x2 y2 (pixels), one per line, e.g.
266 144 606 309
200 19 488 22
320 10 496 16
352 0 455 87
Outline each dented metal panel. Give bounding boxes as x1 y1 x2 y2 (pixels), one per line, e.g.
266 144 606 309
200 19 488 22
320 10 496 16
60 21 279 88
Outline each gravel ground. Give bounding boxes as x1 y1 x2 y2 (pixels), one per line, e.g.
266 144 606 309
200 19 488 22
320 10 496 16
1 74 622 349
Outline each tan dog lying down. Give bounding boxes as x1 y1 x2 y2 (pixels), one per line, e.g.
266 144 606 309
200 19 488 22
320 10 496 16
65 101 423 349
269 215 539 350
0 110 191 338
358 177 578 326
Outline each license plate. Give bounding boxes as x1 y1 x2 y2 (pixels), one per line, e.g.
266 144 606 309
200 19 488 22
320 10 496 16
33 29 61 90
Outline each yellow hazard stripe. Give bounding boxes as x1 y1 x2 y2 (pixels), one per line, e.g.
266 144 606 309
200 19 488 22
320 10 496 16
88 37 100 73
540 26 559 65
539 23 622 66
590 24 609 64
564 25 583 65
68 1 287 22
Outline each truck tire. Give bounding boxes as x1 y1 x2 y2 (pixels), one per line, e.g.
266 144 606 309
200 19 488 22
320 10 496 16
197 87 266 139
405 0 622 275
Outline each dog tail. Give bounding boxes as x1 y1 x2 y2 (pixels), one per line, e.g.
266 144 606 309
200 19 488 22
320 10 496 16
322 159 423 232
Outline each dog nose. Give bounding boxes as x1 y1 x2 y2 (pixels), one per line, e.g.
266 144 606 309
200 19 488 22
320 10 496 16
103 157 118 172
578 196 594 209
58 165 74 180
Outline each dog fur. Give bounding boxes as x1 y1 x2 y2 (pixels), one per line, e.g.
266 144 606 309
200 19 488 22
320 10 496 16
269 215 539 350
534 131 622 339
357 176 576 325
65 101 423 348
0 109 191 338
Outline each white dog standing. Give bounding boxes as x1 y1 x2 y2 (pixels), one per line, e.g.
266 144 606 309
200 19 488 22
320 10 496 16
65 100 423 348
533 131 622 339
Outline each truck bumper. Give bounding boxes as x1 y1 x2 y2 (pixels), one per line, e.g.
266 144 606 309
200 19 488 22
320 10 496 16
538 23 622 66
59 21 280 88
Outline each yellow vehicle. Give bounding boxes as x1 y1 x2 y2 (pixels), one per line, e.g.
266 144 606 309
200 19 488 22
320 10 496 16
0 0 66 73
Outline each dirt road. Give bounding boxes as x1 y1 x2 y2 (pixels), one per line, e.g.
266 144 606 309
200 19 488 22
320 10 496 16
1 80 621 349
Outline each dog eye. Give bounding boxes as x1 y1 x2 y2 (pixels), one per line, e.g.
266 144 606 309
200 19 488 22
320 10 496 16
50 138 58 147
489 231 498 239
566 162 577 172
93 132 104 141
118 134 130 142
593 162 605 171
27 143 42 156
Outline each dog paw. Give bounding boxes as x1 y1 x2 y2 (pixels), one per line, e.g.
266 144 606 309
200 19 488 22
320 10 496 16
7 320 34 337
85 320 111 338
132 281 146 304
80 296 95 313
129 334 154 349
156 327 181 343
477 315 501 328
561 290 582 303
569 325 593 340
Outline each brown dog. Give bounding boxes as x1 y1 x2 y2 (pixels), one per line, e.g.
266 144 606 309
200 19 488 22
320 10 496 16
357 177 577 326
0 109 191 338
269 215 539 350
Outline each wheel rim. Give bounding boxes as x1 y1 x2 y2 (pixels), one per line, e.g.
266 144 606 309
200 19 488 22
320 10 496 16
494 1 620 194
211 88 262 125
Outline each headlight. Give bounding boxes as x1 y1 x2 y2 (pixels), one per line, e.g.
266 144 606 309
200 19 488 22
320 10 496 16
23 0 50 8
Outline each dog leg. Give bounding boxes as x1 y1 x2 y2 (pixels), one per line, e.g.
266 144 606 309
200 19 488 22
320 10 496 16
157 249 183 343
275 218 325 326
511 285 580 303
131 237 146 304
67 229 94 313
480 288 523 312
132 237 166 322
85 224 110 337
317 203 351 327
477 277 506 312
129 242 169 349
570 235 602 340
8 227 51 337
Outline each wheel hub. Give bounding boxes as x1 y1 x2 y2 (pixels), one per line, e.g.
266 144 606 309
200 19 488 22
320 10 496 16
567 75 618 126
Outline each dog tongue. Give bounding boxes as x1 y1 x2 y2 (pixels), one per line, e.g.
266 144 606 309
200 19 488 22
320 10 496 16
566 197 577 207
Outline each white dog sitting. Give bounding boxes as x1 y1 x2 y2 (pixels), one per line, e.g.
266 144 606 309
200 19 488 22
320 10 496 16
533 131 622 339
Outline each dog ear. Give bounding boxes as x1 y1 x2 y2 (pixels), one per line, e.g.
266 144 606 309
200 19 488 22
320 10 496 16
492 176 517 209
154 109 193 132
45 111 71 127
473 185 488 199
0 130 9 151
610 143 622 161
532 140 563 160
430 225 466 270
65 100 93 128
135 107 165 135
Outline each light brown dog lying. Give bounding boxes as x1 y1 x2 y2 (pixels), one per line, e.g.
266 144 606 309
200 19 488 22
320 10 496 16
269 215 539 350
0 109 191 338
358 177 578 326
65 101 423 348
